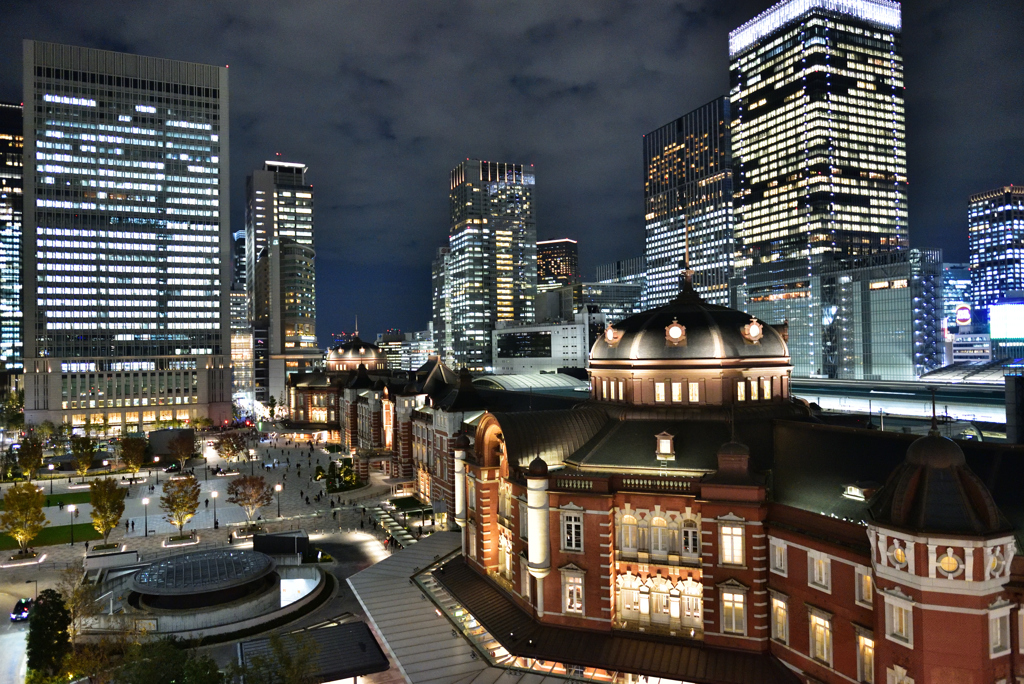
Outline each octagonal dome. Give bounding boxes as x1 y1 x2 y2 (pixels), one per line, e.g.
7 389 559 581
327 336 384 362
590 288 789 365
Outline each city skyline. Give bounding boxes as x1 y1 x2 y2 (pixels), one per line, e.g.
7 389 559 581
0 1 1018 337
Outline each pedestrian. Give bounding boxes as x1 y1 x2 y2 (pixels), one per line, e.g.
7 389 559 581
306 497 310 505
360 519 364 529
332 510 337 520
205 498 209 509
131 520 135 532
85 540 89 551
126 519 130 532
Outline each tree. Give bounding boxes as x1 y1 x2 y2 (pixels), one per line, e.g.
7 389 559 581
71 435 95 480
120 436 147 475
194 416 213 430
57 561 98 649
168 431 195 471
37 420 56 445
18 432 44 481
120 637 223 684
0 481 46 554
228 632 319 684
89 477 125 543
226 475 274 523
160 475 200 535
26 588 71 677
216 432 247 462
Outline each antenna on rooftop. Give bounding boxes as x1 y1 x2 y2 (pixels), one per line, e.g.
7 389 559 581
928 386 939 433
355 315 359 338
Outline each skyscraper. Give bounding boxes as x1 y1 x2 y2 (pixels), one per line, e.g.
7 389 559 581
537 238 580 292
643 97 733 308
431 246 451 364
446 160 537 371
245 160 317 404
0 102 23 378
730 0 907 266
968 185 1024 309
21 40 232 429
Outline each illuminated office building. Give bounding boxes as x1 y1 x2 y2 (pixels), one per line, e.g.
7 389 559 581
21 40 232 430
643 97 733 308
729 0 907 267
246 160 318 404
0 102 23 377
536 238 579 293
229 281 252 405
446 160 537 371
969 185 1024 309
595 255 646 287
431 246 452 365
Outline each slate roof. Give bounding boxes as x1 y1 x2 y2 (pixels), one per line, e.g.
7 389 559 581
434 556 800 684
238 622 389 681
591 285 788 363
487 408 609 469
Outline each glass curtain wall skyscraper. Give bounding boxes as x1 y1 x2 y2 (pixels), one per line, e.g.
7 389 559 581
21 41 232 429
0 102 23 378
245 161 317 404
968 185 1024 309
643 97 733 308
446 160 537 371
729 0 907 267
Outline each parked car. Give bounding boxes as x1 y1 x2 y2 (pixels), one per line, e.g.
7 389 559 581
164 463 182 473
10 598 32 622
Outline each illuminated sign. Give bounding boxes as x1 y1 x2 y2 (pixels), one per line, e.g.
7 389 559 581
955 304 972 326
990 303 1024 339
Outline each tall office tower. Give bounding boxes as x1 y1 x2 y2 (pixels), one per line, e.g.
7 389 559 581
969 185 1024 309
229 281 252 405
537 238 580 292
643 98 733 307
431 246 451 364
0 102 23 379
231 226 245 284
940 263 972 328
730 0 907 268
596 256 646 286
448 160 537 371
643 97 733 308
21 41 231 429
245 161 317 404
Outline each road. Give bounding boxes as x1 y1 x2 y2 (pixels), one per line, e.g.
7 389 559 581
0 581 33 684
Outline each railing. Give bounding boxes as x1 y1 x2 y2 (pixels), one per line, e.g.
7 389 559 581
613 475 695 493
554 477 594 491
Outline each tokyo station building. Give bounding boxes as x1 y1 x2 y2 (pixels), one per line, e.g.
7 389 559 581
427 283 1024 684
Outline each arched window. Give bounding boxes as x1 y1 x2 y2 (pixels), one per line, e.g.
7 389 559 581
621 514 638 554
681 519 699 557
651 517 669 555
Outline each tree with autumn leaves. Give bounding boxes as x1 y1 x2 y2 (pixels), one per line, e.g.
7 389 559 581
89 477 125 544
119 436 147 475
226 475 274 523
0 481 46 555
160 475 200 536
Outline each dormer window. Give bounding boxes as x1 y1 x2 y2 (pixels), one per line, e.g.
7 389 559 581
656 432 675 461
844 485 866 501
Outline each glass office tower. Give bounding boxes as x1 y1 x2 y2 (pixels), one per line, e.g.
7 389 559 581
730 0 907 267
447 160 537 371
22 40 232 430
245 161 317 404
969 185 1024 309
537 238 580 292
643 97 733 307
0 102 23 378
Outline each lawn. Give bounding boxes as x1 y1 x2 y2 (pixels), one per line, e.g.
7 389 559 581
0 490 92 511
0 522 102 551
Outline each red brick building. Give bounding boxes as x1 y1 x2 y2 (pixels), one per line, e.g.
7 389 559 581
443 285 1024 684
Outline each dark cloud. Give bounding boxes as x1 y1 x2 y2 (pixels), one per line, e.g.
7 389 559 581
0 1 1020 338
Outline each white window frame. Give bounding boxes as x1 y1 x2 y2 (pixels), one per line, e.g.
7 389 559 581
736 380 746 402
762 377 771 400
688 381 700 403
562 571 584 614
808 606 833 667
855 565 873 608
651 517 669 555
807 549 831 593
620 514 638 554
618 380 625 401
468 522 477 560
769 537 787 576
520 557 531 600
720 524 744 566
671 381 683 402
856 630 875 683
990 605 1012 658
680 519 699 557
467 478 476 511
561 511 583 552
654 382 666 403
770 593 788 644
884 593 914 648
720 588 746 635
519 500 528 540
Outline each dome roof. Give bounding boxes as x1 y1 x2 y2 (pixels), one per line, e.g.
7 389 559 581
869 428 1011 536
590 287 788 364
327 336 384 361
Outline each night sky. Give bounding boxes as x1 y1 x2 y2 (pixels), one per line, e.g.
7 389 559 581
1 1 1021 340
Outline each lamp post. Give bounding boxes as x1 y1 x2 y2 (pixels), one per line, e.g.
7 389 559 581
25 579 37 600
275 483 282 518
211 490 218 529
154 456 160 484
67 505 76 545
249 448 255 476
48 463 54 495
142 497 149 537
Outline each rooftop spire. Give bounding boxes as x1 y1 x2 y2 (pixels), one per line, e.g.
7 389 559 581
355 314 359 338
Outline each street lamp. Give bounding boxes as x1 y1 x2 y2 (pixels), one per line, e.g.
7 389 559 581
25 579 37 600
154 456 160 484
211 490 218 529
142 497 150 537
67 505 76 545
249 448 255 475
48 463 54 495
275 483 282 517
